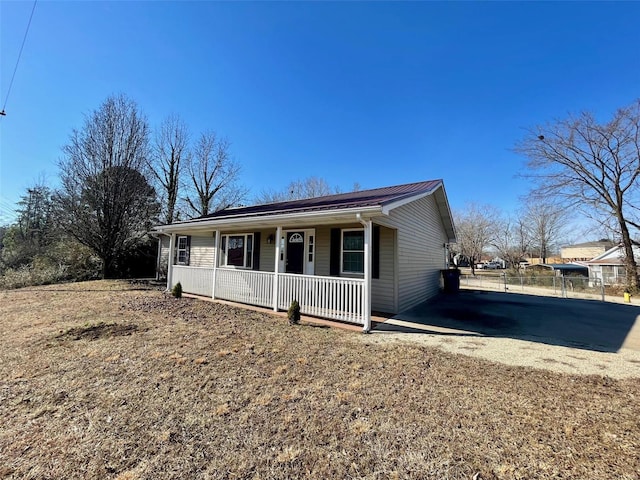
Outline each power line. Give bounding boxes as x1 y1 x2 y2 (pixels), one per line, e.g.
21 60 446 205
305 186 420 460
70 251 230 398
1 0 38 116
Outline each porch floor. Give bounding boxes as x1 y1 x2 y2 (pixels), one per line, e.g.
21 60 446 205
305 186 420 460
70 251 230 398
183 293 390 332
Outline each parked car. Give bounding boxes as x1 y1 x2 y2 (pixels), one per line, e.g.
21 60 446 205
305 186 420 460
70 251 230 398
484 262 501 270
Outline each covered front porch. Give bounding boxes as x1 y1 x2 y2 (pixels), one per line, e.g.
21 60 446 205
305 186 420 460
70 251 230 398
171 266 366 325
165 218 379 331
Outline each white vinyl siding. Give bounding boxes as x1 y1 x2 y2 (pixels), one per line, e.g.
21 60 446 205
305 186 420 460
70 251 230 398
382 194 447 311
314 226 331 276
258 229 276 272
189 234 215 268
371 226 396 314
159 235 170 265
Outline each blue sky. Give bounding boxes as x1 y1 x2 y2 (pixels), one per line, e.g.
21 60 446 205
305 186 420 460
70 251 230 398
1 1 639 229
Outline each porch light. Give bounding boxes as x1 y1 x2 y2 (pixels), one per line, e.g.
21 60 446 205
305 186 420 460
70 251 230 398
267 234 274 244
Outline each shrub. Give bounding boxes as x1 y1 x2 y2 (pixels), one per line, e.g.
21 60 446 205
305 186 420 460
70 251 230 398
288 300 301 325
0 263 69 290
171 282 183 298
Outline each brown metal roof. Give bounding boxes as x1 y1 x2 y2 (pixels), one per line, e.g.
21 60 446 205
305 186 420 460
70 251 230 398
195 179 443 221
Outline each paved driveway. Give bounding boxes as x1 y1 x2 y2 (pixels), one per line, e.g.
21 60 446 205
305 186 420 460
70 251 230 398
374 290 640 353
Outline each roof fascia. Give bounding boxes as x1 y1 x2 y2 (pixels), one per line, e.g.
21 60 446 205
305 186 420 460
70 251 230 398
590 245 622 262
380 181 442 214
155 205 383 233
381 181 457 243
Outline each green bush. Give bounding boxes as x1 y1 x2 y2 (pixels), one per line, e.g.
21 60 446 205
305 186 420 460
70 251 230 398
172 282 183 298
288 300 301 325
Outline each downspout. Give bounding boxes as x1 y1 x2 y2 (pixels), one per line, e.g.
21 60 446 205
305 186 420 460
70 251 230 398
356 213 372 333
167 233 176 291
443 243 449 269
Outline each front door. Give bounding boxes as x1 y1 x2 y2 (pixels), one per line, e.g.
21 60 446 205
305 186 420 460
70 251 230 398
286 232 305 274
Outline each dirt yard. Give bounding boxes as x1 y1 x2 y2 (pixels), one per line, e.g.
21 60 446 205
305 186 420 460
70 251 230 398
1 280 639 479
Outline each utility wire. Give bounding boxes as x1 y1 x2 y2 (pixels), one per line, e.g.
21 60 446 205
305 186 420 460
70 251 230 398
1 0 38 116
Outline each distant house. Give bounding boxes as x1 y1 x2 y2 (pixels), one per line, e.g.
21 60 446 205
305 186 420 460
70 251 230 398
561 240 615 262
586 244 640 286
153 180 456 332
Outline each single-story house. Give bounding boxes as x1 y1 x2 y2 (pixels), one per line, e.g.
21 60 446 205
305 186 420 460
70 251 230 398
153 180 456 332
587 244 640 286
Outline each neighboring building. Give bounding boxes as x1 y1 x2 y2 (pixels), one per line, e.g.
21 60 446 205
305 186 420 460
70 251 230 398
153 180 456 332
586 244 640 286
561 240 614 262
525 256 563 266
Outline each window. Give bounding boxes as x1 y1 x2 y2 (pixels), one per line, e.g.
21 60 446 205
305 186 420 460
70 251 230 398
308 235 314 262
342 229 364 274
221 233 253 268
177 236 189 265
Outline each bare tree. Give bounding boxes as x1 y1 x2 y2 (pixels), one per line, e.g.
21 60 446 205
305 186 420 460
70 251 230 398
186 131 245 217
491 214 531 272
516 99 640 290
254 176 340 204
150 114 189 224
453 203 500 274
57 94 160 278
522 199 568 263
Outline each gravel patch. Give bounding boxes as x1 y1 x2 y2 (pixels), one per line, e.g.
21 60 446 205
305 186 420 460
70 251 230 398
367 320 640 379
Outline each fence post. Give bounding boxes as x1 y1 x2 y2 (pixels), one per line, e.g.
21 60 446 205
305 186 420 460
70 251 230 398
601 279 605 302
553 276 556 296
503 272 507 292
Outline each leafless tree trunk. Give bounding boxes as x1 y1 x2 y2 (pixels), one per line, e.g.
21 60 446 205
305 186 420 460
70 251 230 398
454 203 500 275
522 200 568 264
491 215 530 273
150 114 189 224
185 131 245 217
57 94 159 278
516 99 640 290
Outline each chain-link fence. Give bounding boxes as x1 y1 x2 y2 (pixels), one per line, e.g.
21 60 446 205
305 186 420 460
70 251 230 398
460 274 608 301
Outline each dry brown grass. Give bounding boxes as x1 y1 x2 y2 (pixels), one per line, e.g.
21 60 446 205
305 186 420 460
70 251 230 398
1 280 639 479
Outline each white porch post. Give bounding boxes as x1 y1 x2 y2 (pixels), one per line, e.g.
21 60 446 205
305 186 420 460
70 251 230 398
167 233 176 291
363 219 372 332
212 230 220 299
273 226 282 311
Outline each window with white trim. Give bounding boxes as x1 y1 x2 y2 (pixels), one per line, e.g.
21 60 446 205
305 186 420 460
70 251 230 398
177 236 189 265
221 233 253 268
341 229 364 274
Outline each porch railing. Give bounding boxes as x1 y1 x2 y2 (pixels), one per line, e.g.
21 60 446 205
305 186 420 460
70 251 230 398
170 266 365 325
278 273 364 325
172 265 214 297
215 268 274 308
